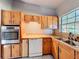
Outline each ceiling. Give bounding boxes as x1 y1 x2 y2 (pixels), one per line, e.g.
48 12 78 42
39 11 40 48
20 0 65 9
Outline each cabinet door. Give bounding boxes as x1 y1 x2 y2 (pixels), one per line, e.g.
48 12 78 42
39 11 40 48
12 44 20 58
0 45 2 59
47 16 53 27
59 43 74 59
24 15 32 23
0 10 1 25
33 16 39 23
21 40 28 57
11 11 21 25
52 39 59 59
2 45 11 59
41 16 48 29
75 52 79 59
43 38 52 55
2 10 11 25
52 16 58 29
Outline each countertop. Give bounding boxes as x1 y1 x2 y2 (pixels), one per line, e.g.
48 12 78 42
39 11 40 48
21 34 53 39
21 34 79 52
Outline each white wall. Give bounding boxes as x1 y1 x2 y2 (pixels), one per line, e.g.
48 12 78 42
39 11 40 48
56 0 79 16
0 0 12 10
12 0 57 16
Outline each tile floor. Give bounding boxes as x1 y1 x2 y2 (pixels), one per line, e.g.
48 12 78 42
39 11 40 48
16 55 54 59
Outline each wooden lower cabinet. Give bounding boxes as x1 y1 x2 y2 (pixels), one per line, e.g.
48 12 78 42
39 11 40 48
21 40 28 57
75 51 79 59
2 44 20 59
12 44 20 58
43 38 52 55
59 43 74 59
52 39 59 59
0 45 1 59
2 45 11 59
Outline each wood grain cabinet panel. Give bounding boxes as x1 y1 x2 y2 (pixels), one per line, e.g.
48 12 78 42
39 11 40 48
11 11 21 25
52 16 58 25
59 43 74 59
0 45 2 59
43 38 52 55
24 15 33 23
21 40 28 57
52 39 59 59
2 45 11 59
47 16 53 27
12 44 20 58
33 16 39 22
41 16 48 29
75 52 79 59
2 10 11 25
2 10 21 25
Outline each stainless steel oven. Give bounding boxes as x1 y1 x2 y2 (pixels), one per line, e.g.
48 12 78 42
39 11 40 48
1 26 20 44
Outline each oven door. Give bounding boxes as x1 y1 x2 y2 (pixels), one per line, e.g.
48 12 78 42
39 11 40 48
1 30 20 44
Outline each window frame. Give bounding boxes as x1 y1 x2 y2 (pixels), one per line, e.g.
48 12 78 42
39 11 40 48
60 9 79 34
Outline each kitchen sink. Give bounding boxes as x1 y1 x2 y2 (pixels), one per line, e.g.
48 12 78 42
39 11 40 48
64 40 79 47
56 38 79 47
64 40 76 46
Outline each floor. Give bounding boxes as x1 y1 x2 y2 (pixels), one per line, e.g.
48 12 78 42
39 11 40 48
17 55 54 59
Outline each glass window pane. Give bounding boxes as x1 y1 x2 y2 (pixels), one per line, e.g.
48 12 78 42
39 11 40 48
62 16 67 20
68 17 75 23
75 22 79 34
67 29 74 34
68 12 75 18
76 16 79 21
62 19 67 24
67 23 74 29
62 25 67 32
76 10 79 16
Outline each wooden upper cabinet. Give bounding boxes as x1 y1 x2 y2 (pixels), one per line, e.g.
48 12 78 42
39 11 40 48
24 15 33 23
33 16 39 23
2 10 21 25
11 11 21 25
2 10 11 25
47 16 53 27
12 44 20 58
52 16 58 25
41 16 48 29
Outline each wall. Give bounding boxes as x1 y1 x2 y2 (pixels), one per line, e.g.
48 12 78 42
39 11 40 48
56 0 79 16
0 0 12 10
12 0 57 16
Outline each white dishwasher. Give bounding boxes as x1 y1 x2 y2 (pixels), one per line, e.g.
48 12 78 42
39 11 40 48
29 39 42 57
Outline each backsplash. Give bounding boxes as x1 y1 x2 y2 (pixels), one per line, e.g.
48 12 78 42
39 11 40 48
25 21 42 34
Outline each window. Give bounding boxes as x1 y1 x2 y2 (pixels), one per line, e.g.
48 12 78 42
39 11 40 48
76 10 79 16
68 11 75 18
75 22 79 34
62 25 67 32
60 8 79 35
68 17 75 23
